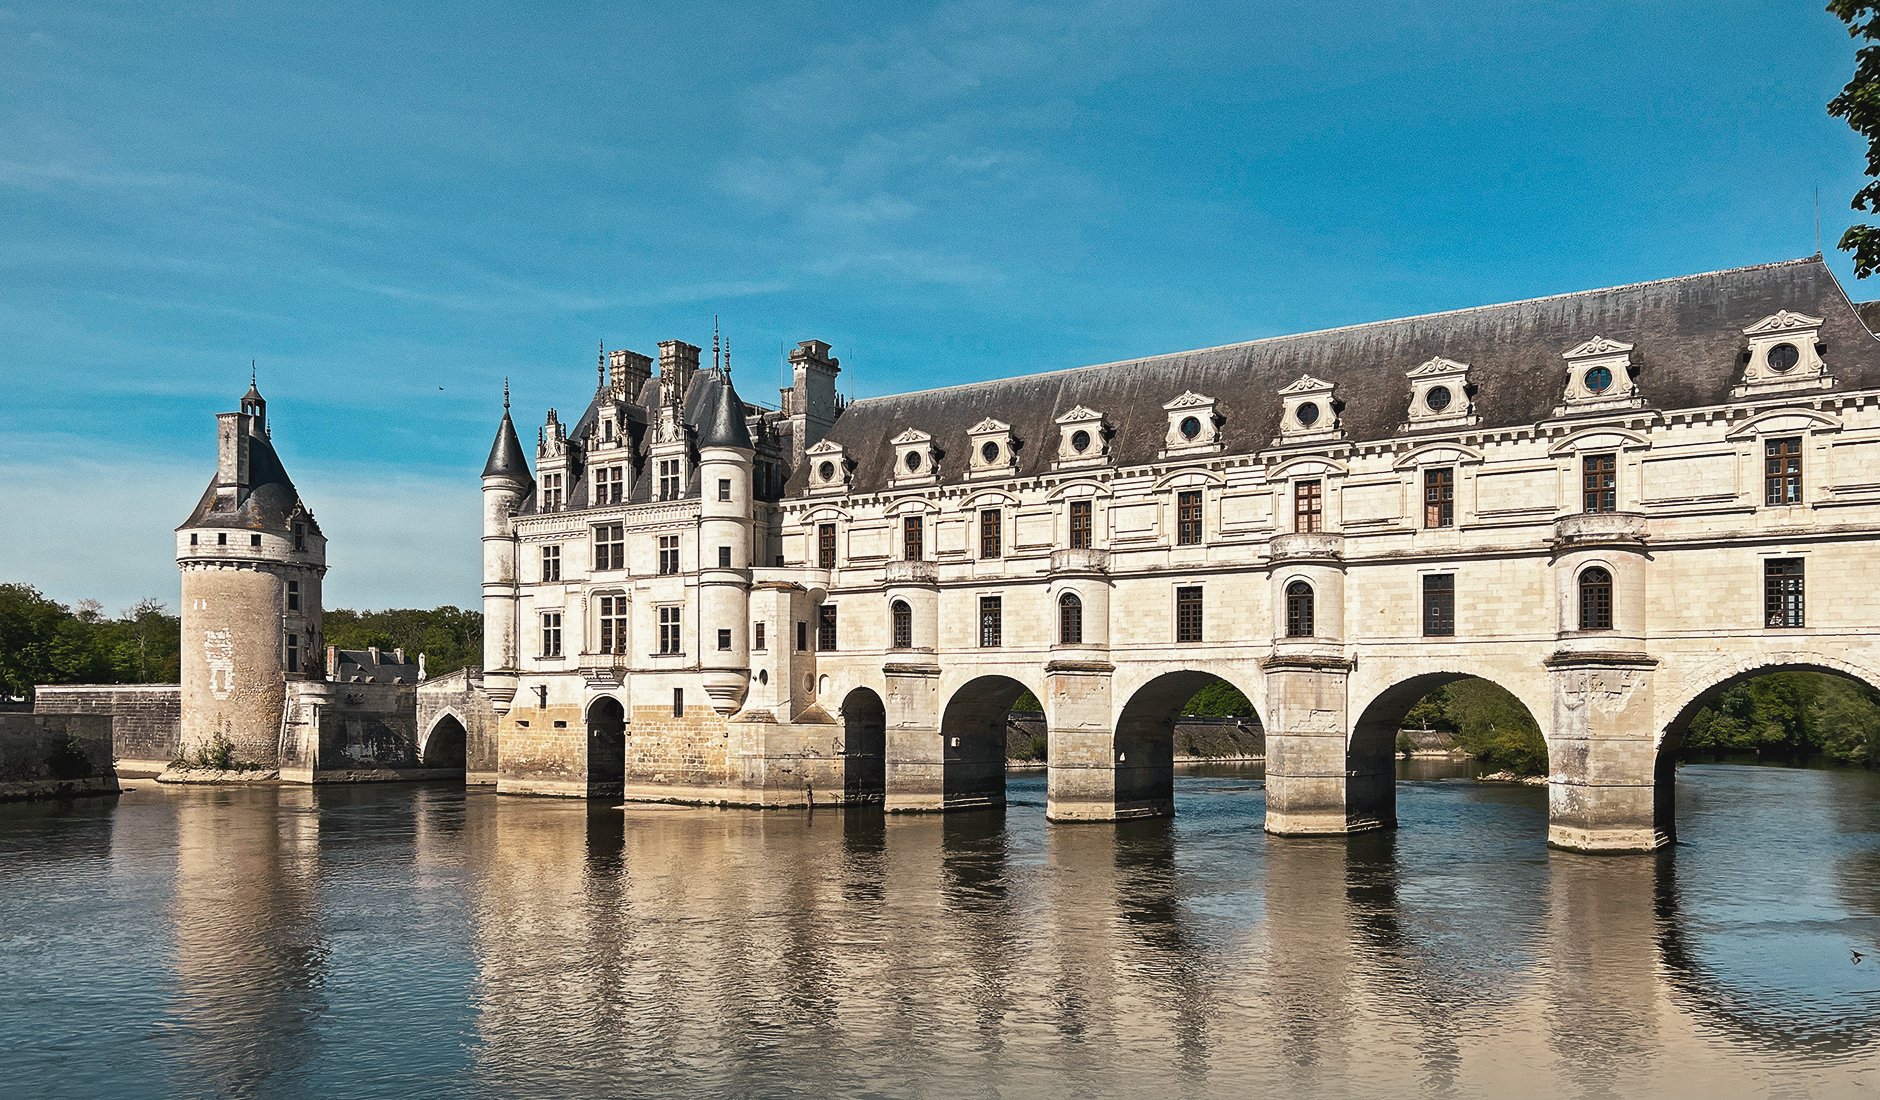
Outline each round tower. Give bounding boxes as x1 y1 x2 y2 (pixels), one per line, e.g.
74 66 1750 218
481 383 534 715
695 368 755 714
175 381 327 768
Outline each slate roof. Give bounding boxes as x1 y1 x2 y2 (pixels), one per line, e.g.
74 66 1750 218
178 428 321 534
695 370 755 450
814 256 1880 495
483 409 533 482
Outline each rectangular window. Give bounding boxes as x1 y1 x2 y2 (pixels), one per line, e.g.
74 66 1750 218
817 605 838 651
797 620 808 652
1765 558 1805 628
1176 587 1203 643
593 525 626 571
191 533 199 546
658 459 681 501
658 535 679 575
542 612 563 657
980 509 1003 559
818 523 837 570
892 602 912 649
979 596 1002 648
218 533 227 546
658 605 682 654
673 688 684 717
541 472 564 513
286 580 300 612
286 633 299 673
599 596 627 655
541 544 561 582
1583 454 1617 513
1765 437 1803 506
293 525 305 552
717 545 732 568
1294 480 1323 533
1068 500 1093 550
1177 490 1203 545
1422 574 1455 636
717 628 732 651
250 533 262 547
904 516 924 561
594 470 624 507
754 621 766 651
1424 468 1454 528
717 478 732 502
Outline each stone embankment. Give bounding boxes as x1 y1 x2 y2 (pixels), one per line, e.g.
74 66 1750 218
0 713 120 801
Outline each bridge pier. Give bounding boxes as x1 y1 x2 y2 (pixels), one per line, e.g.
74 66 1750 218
1044 660 1174 821
1264 654 1393 836
1545 653 1665 852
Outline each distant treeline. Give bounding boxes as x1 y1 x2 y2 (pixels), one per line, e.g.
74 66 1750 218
0 584 481 700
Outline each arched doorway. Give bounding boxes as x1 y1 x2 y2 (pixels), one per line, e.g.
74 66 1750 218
938 675 1036 811
841 687 886 803
421 714 468 776
1103 671 1263 820
586 696 626 800
1348 673 1548 835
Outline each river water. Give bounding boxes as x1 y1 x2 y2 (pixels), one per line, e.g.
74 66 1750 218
3 761 1879 1099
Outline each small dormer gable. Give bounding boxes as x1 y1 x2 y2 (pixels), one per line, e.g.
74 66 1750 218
1401 357 1479 432
805 438 852 494
1274 375 1343 445
1054 405 1110 469
890 428 939 487
1162 391 1223 457
1555 335 1644 416
1734 311 1833 398
966 417 1018 479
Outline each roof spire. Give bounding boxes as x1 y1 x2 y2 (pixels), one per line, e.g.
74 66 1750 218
713 316 721 373
724 336 732 377
250 359 256 387
503 377 510 412
598 340 607 390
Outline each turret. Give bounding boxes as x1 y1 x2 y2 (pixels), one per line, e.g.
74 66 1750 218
696 366 755 714
176 381 326 767
481 382 533 714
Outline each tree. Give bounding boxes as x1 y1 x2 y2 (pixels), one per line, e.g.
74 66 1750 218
1829 3 1880 277
321 606 483 677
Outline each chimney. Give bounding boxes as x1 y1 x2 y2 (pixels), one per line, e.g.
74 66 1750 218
657 341 701 404
610 349 653 399
213 412 254 511
788 339 842 467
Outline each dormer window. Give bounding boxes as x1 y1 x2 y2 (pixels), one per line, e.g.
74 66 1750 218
1402 357 1479 432
1055 406 1109 469
1162 392 1223 457
1735 311 1833 397
890 429 938 486
1556 336 1644 416
1275 376 1343 445
967 418 1018 479
806 440 852 493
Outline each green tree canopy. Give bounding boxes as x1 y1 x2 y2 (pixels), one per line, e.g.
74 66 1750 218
1829 2 1880 277
0 585 181 701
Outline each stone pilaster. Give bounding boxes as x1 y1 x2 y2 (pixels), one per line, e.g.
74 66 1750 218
1545 652 1664 852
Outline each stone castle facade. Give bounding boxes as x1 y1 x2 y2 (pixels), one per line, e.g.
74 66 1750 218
453 256 1880 852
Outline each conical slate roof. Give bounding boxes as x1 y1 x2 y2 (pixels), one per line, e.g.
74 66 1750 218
695 370 753 450
483 409 534 482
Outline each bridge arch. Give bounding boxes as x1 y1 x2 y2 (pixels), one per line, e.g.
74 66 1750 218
938 673 1042 811
838 686 886 803
1107 668 1264 819
419 710 468 773
1654 650 1880 842
585 694 625 799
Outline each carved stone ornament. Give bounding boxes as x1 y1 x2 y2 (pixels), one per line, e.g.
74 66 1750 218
1161 392 1223 456
889 428 938 486
1555 336 1645 417
1275 375 1343 445
805 438 850 493
966 417 1018 478
1054 405 1110 469
1401 356 1479 432
1734 311 1833 398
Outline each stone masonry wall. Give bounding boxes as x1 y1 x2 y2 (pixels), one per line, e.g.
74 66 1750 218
415 668 499 784
34 684 182 774
0 713 118 799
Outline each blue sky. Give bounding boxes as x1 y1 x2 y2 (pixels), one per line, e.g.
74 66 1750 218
0 0 1870 611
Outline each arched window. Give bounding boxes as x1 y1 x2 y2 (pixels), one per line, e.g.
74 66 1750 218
1579 566 1613 630
1059 592 1083 645
1285 580 1314 637
890 600 912 650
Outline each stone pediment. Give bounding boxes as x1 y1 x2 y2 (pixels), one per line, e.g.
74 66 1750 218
1163 391 1213 410
1407 356 1470 377
1743 311 1824 336
805 439 844 456
1056 405 1105 424
1278 375 1335 395
890 428 931 445
1563 336 1634 360
967 417 1010 435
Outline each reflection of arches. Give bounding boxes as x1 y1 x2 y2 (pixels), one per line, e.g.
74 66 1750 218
1349 672 1548 834
1111 670 1263 819
586 695 625 799
939 675 1037 810
420 713 467 773
840 687 886 803
1656 653 1880 843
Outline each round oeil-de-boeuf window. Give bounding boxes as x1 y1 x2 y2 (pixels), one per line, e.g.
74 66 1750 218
1584 366 1613 393
1425 385 1451 412
1179 415 1202 440
981 441 1001 463
1296 402 1320 427
1767 343 1801 372
818 461 835 480
905 450 922 471
1071 429 1091 452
